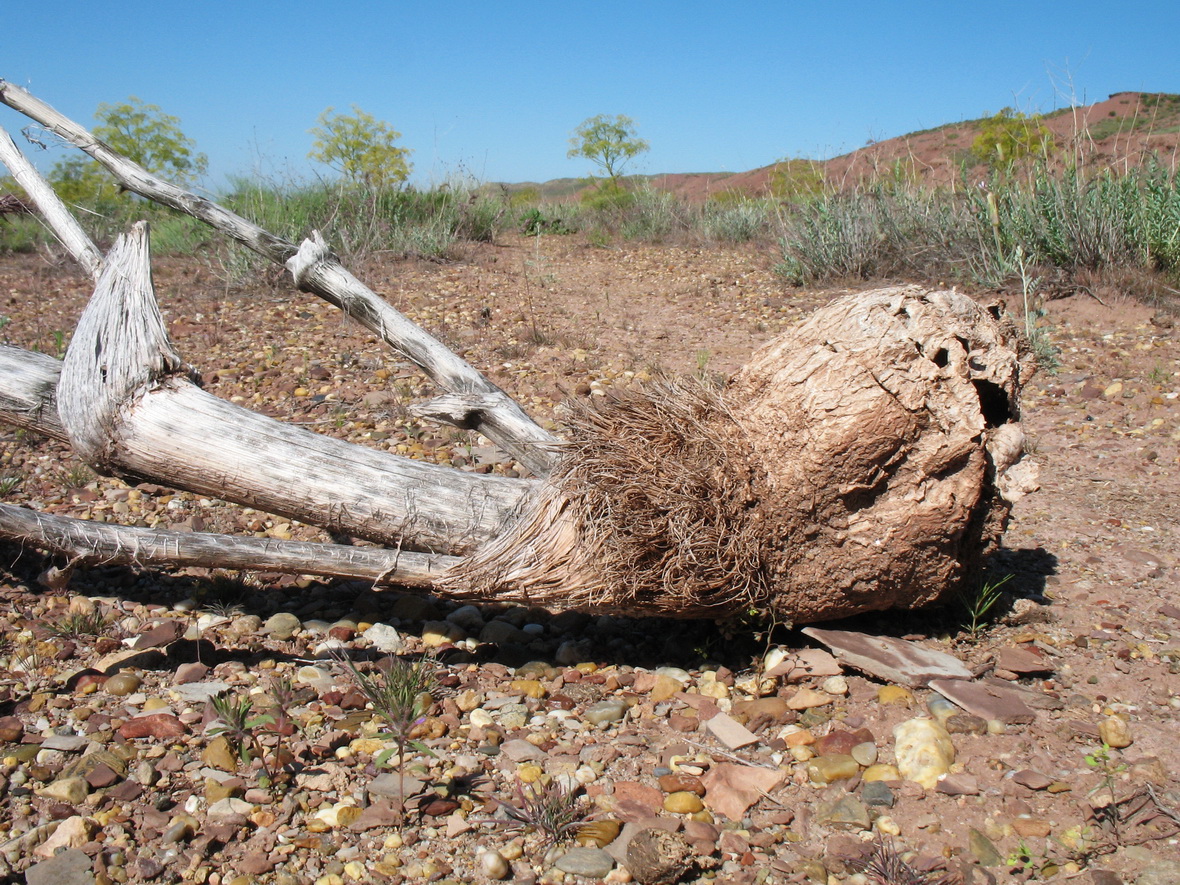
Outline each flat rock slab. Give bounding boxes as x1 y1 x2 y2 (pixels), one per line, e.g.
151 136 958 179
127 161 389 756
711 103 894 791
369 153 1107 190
704 712 760 750
929 678 1036 724
995 646 1054 674
25 848 94 885
801 628 973 687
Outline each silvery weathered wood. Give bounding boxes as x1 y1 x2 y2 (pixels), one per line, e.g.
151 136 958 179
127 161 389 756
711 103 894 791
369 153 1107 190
53 224 531 555
0 503 458 587
0 123 102 276
0 346 67 441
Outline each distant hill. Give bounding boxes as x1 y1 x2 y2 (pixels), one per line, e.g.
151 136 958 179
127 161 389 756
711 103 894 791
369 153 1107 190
503 92 1180 202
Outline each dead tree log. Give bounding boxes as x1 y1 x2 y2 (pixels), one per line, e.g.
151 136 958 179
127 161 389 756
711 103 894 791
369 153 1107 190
0 81 1039 622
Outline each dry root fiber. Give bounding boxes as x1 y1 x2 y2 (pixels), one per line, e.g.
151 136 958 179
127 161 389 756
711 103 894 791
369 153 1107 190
445 286 1039 622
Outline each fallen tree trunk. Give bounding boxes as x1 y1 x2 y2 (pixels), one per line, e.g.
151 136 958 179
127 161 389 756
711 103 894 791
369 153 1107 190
0 80 1040 622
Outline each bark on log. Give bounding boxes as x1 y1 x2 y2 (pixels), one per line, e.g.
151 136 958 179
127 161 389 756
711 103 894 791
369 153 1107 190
52 223 531 555
0 80 557 475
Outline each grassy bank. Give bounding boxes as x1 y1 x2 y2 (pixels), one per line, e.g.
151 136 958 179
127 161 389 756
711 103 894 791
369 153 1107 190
3 162 1177 305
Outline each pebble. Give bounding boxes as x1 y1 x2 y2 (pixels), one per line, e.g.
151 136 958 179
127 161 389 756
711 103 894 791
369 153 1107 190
877 685 913 705
555 847 615 878
1098 716 1132 748
263 612 302 639
816 795 870 830
584 699 628 725
821 675 848 695
861 763 901 782
789 688 833 709
851 741 878 766
926 694 957 724
893 718 955 789
807 754 859 785
944 712 989 735
479 849 511 879
104 673 142 696
862 780 895 807
202 737 240 772
663 791 704 814
37 777 89 804
362 623 404 653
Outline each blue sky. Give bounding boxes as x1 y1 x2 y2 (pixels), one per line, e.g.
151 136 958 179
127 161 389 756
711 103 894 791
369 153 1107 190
2 1 1177 193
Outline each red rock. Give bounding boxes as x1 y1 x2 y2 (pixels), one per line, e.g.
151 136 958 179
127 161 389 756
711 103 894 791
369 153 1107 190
658 774 706 795
173 662 209 684
995 647 1053 675
928 679 1036 724
814 728 875 757
85 763 120 788
118 713 188 740
936 773 979 796
350 801 402 831
237 851 276 876
614 781 665 821
0 715 24 742
1012 769 1054 791
132 620 184 649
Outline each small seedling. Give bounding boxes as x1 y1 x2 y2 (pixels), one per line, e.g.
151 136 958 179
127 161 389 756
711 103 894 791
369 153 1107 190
846 835 957 885
491 777 588 847
335 652 437 823
0 473 22 495
960 572 1013 638
209 691 277 783
48 609 112 640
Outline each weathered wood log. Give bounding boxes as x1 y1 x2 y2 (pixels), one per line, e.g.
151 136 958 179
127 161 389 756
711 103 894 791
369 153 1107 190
50 223 531 555
0 503 458 586
0 79 558 475
0 346 66 441
0 80 1041 623
446 286 1039 621
0 123 102 276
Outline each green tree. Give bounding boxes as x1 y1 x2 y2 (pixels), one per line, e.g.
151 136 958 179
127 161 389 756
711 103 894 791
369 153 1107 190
971 107 1055 167
308 105 412 189
567 114 649 184
50 97 207 205
768 157 825 200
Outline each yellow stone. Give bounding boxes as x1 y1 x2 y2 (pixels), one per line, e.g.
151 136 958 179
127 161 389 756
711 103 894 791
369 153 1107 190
574 662 599 674
783 728 815 747
788 688 832 709
335 806 363 827
1098 716 1132 749
142 698 169 711
1103 382 1123 398
518 764 544 784
510 679 547 699
698 676 729 700
650 674 685 703
294 387 310 397
663 791 704 814
344 861 367 880
877 685 914 705
876 815 902 836
349 738 390 755
862 763 902 782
